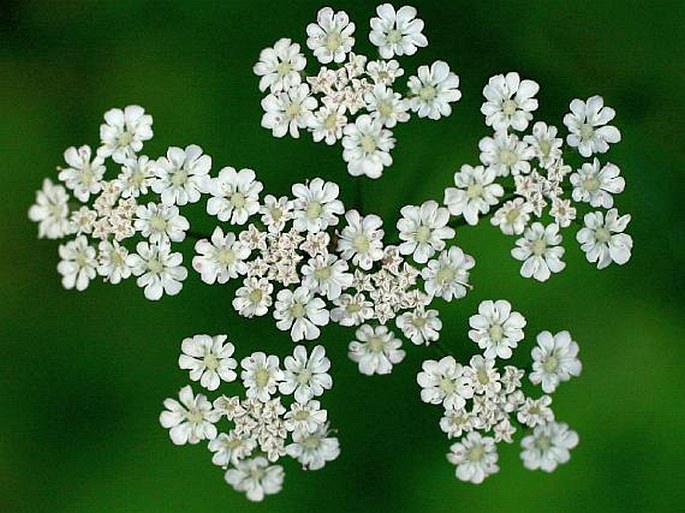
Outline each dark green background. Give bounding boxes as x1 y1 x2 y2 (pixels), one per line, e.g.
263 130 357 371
2 1 684 511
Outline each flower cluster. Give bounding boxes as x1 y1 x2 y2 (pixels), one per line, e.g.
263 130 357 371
161 336 339 501
255 4 461 178
442 72 632 281
418 299 581 483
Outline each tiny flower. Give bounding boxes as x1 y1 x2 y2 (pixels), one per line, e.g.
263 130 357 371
530 331 582 393
577 208 632 269
178 334 238 391
209 431 256 468
407 61 461 120
440 407 477 439
260 194 294 233
224 456 284 502
570 159 625 208
447 432 500 484
57 235 97 291
273 286 330 341
444 164 504 225
550 198 576 228
284 400 328 434
292 178 344 233
233 277 274 318
29 178 71 239
481 72 539 132
517 395 555 428
396 307 442 345
465 355 501 396
279 345 333 403
253 38 306 93
159 385 219 445
520 422 579 472
98 105 153 163
511 222 566 282
301 254 353 301
193 227 250 284
287 425 340 470
564 95 621 157
240 352 284 402
58 145 106 202
306 7 355 64
206 167 263 224
348 324 405 375
491 198 533 236
422 246 475 301
364 84 410 128
468 299 526 359
261 83 317 138
330 292 374 326
134 202 189 244
417 356 474 410
97 240 131 284
369 4 428 59
337 210 385 270
366 59 404 86
397 200 455 264
71 206 100 235
152 145 211 206
342 114 395 178
479 131 534 177
310 102 348 145
523 122 563 169
126 241 188 300
117 155 156 198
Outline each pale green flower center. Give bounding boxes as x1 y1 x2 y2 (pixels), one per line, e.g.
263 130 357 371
539 139 551 156
416 225 431 243
150 215 167 231
276 62 292 76
326 31 342 51
291 303 306 319
255 368 270 387
543 355 558 372
531 239 547 256
314 266 332 281
76 252 89 268
499 149 518 166
285 101 301 119
436 267 455 284
294 409 310 421
360 135 377 153
368 337 384 353
387 29 403 44
583 176 600 192
488 324 504 342
346 302 361 314
579 123 595 140
303 435 320 450
270 207 283 221
419 85 437 101
306 201 323 219
595 227 611 243
203 353 219 370
226 438 243 450
296 369 312 385
230 192 246 208
378 100 394 118
468 445 485 462
147 257 164 274
467 183 484 199
476 368 490 385
118 131 133 147
439 377 456 394
81 167 95 186
535 436 552 450
217 248 236 265
353 234 370 253
412 316 427 328
248 288 263 304
171 169 187 187
502 99 517 116
132 170 145 186
187 410 204 424
324 113 338 129
505 209 520 224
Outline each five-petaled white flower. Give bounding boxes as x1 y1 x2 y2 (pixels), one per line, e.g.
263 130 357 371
563 95 621 157
481 72 539 132
520 422 579 472
337 210 385 270
407 61 461 120
134 202 189 244
274 286 330 341
240 352 284 402
306 7 356 64
179 334 238 391
331 292 374 326
396 307 442 345
342 114 395 178
280 345 333 404
311 102 348 145
469 300 527 359
224 456 284 502
576 208 632 269
369 4 428 59
117 155 156 198
292 178 344 232
366 59 404 86
479 131 534 177
206 167 263 224
511 222 565 282
98 105 153 163
261 83 317 138
491 198 533 236
524 122 563 169
159 385 219 445
260 194 294 233
97 240 131 284
417 356 474 410
126 241 187 300
530 330 582 393
364 84 410 128
58 145 106 202
447 432 500 484
193 227 250 284
397 200 455 264
348 323 405 375
29 178 72 239
570 159 625 208
253 38 306 93
422 246 475 301
208 431 256 469
152 145 211 206
233 277 274 318
286 425 340 470
444 164 504 225
57 235 97 291
301 254 353 301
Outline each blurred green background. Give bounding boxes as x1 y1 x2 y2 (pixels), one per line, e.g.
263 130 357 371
2 1 684 511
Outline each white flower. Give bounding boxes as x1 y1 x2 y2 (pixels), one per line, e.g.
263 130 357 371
306 7 355 64
273 286 330 342
291 178 344 233
417 356 474 410
550 198 576 228
397 201 455 264
364 84 409 128
444 164 504 225
254 38 306 93
159 385 219 445
577 208 632 269
301 254 353 301
97 240 131 284
341 114 395 178
348 324 405 375
126 241 187 300
206 167 263 224
511 222 565 282
491 198 533 236
279 345 333 403
69 207 97 236
517 395 555 428
369 4 428 59
396 307 442 345
29 178 72 239
261 83 317 138
465 355 502 396
209 431 256 468
260 195 294 233
178 334 238 391
421 246 475 301
440 408 476 439
233 277 274 317
287 425 340 470
407 61 461 120
134 202 189 244
564 95 621 157
58 145 105 202
310 102 348 145
57 235 97 291
366 59 404 85
447 432 500 484
520 422 579 472
570 159 625 208
479 131 534 177
192 227 250 284
469 300 526 359
240 352 284 402
481 72 539 132
224 456 284 502
117 155 156 198
330 292 374 326
152 145 211 206
530 331 582 393
284 400 328 434
523 122 563 169
98 105 153 163
337 210 385 270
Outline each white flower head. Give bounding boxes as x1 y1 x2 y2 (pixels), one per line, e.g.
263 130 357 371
57 235 97 291
311 102 348 145
301 254 353 301
444 164 504 225
524 122 563 169
530 331 582 393
521 422 579 472
331 292 374 326
570 159 625 208
479 131 534 177
511 222 565 282
292 178 344 232
98 105 153 163
280 345 332 404
342 114 395 179
348 324 405 375
29 178 72 239
58 145 106 202
97 239 131 284
447 432 500 484
517 395 555 428
178 334 238 391
407 61 461 120
422 246 475 301
491 198 533 236
273 286 330 342
233 277 274 318
159 385 219 445
126 241 187 300
306 7 355 64
284 400 328 434
564 95 621 157
396 307 442 345
209 431 256 469
254 38 306 93
206 167 263 224
397 200 455 264
364 84 410 128
369 4 428 59
117 155 156 198
134 202 189 244
481 72 539 132
577 208 632 269
224 456 284 502
261 83 317 138
260 194 294 233
152 145 211 206
469 300 526 359
417 356 474 410
337 210 385 270
366 59 404 86
240 352 284 402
